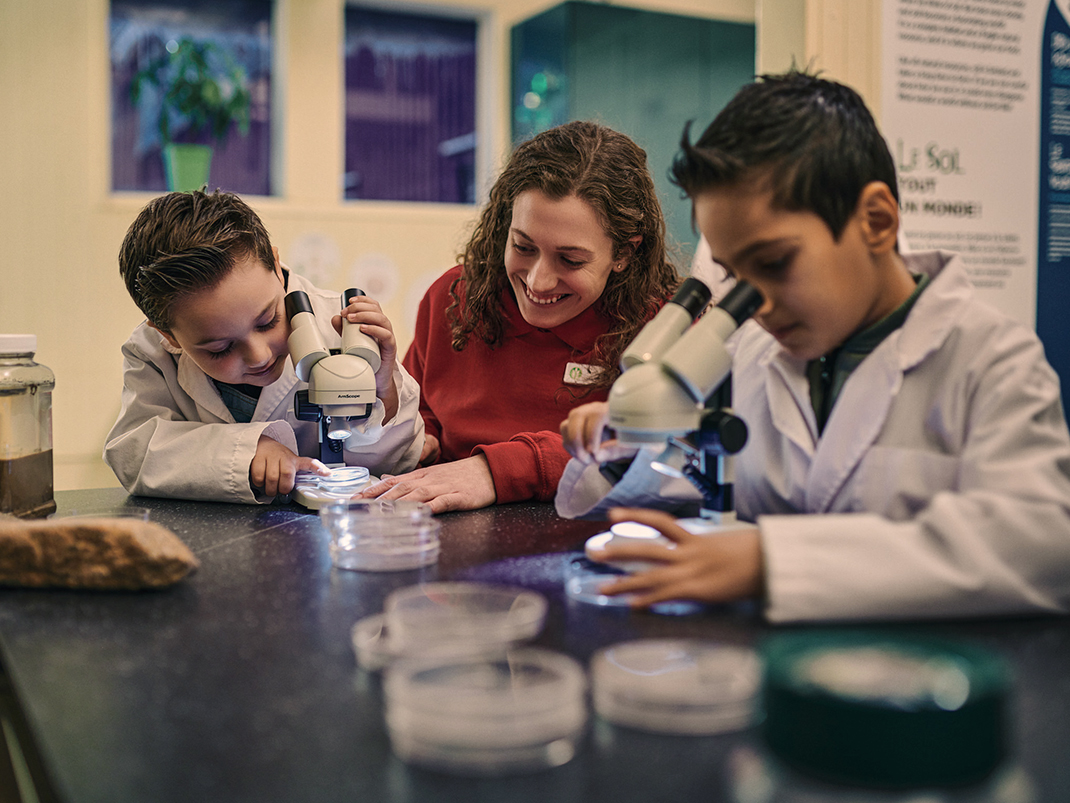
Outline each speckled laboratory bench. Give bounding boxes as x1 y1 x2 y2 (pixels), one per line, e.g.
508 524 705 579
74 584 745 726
0 488 1069 803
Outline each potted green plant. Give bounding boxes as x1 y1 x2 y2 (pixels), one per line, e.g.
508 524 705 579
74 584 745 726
131 37 252 191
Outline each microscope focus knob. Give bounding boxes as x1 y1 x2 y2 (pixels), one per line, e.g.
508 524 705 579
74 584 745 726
698 410 748 454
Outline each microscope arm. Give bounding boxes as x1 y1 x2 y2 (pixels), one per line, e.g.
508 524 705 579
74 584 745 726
608 281 763 447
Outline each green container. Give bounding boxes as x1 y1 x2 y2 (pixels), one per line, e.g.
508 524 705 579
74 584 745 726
163 144 213 192
760 632 1010 789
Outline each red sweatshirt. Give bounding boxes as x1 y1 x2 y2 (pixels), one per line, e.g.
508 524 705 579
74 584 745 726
403 266 613 503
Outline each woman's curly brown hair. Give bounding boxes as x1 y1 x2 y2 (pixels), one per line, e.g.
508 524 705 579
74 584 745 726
447 121 680 391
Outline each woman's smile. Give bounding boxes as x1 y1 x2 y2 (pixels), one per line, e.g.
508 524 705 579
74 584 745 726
504 190 621 330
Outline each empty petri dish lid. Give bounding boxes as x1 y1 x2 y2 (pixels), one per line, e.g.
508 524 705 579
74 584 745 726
319 466 371 490
384 582 548 647
351 612 521 672
592 639 761 735
295 466 372 501
382 647 588 775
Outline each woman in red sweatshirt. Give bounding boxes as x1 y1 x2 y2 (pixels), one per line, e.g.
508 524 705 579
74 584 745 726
360 121 679 512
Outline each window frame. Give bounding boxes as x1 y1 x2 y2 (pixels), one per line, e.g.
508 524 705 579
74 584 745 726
342 0 494 208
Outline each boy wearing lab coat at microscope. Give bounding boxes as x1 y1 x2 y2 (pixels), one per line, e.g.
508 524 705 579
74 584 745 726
104 190 423 504
556 71 1070 622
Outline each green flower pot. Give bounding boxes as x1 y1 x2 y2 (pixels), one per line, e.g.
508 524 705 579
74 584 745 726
163 144 213 192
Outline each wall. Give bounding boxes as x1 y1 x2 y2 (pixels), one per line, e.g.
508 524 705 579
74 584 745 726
1 0 872 492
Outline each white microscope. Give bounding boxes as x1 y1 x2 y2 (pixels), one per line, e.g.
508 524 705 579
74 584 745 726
582 276 764 566
285 288 381 508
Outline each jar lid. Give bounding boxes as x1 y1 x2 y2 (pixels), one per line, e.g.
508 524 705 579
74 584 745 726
761 632 1009 788
591 639 760 735
382 647 587 774
0 334 36 354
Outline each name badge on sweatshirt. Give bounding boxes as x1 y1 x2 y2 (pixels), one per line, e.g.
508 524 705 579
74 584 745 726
564 362 602 385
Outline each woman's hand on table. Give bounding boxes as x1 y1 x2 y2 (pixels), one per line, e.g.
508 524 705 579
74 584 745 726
590 507 764 608
357 454 496 513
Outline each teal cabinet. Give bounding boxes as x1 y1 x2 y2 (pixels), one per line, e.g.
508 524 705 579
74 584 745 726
512 1 755 258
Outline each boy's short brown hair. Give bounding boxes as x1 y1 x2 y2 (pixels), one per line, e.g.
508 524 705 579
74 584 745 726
118 190 276 331
671 70 899 241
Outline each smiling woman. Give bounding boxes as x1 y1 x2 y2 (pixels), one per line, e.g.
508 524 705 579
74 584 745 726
505 191 625 330
357 121 681 514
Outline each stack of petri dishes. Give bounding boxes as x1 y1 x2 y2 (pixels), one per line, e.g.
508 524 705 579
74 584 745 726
591 639 761 735
355 582 587 774
319 498 440 571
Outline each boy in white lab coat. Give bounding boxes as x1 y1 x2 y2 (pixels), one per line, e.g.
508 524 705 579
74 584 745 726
104 190 423 504
556 71 1070 622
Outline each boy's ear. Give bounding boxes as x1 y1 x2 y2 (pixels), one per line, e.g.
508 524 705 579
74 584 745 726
271 246 284 280
147 322 182 351
857 181 899 254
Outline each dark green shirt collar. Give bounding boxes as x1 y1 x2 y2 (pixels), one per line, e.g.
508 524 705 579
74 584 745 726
807 273 930 434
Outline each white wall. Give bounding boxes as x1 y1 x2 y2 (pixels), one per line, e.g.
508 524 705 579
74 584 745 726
1 0 873 492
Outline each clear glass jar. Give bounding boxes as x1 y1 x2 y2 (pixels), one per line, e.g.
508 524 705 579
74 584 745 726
0 334 56 518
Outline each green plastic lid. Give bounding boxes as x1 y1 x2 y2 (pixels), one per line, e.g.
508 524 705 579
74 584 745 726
760 632 1010 789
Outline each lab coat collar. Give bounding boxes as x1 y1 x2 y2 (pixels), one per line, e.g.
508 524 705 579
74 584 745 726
894 250 972 372
759 250 969 512
172 348 299 424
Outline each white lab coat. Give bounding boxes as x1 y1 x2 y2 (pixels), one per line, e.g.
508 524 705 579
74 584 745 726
556 251 1070 622
103 272 424 504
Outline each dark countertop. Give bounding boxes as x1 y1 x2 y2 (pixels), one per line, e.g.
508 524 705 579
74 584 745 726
1 488 1069 802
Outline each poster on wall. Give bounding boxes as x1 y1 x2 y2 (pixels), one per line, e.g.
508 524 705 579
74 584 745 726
880 0 1042 329
1038 0 1070 385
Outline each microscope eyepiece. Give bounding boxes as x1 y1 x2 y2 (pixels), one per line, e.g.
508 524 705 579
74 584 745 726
717 281 763 326
672 277 713 319
285 290 315 320
343 288 366 305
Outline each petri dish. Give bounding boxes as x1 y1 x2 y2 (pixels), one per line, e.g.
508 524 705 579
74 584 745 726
591 639 761 735
293 466 372 509
319 499 440 571
383 647 588 775
564 556 703 616
351 612 529 672
384 582 548 648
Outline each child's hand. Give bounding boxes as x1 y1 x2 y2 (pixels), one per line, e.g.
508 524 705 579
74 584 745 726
250 435 330 498
589 507 764 608
561 402 634 464
333 295 400 422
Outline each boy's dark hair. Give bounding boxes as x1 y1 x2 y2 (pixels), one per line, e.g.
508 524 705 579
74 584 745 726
118 190 276 331
671 70 898 240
